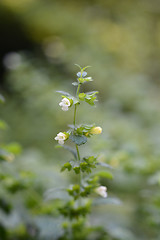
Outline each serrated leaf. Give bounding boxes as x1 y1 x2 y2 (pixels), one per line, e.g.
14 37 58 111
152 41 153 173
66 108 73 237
73 166 80 174
69 134 87 146
61 162 72 172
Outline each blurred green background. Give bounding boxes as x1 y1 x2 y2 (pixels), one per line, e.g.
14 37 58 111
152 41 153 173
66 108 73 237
0 0 160 239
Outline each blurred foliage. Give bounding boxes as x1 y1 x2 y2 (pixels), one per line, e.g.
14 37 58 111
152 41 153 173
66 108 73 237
0 0 160 239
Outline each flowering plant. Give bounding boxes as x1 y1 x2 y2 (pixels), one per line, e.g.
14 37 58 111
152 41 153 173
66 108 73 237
54 65 113 240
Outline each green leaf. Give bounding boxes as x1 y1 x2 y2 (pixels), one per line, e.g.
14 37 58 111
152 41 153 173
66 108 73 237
84 77 93 82
72 97 79 105
73 166 80 174
76 126 84 135
56 91 72 97
68 124 75 129
82 91 98 106
72 82 79 86
79 93 86 100
59 145 77 159
78 77 93 84
85 91 99 95
95 171 113 179
78 78 85 84
75 124 95 136
69 134 87 146
74 64 82 70
3 143 22 155
70 161 80 174
79 156 97 173
67 185 80 199
85 97 96 105
84 156 97 164
97 162 113 169
80 162 89 172
82 66 92 70
61 162 72 172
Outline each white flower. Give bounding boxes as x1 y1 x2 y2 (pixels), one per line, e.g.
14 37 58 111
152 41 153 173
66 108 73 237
95 186 107 198
55 132 67 145
59 98 71 111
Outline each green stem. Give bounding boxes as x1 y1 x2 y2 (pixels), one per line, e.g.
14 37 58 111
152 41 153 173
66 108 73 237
76 144 82 198
76 83 81 96
73 83 81 126
73 105 77 126
76 144 80 161
74 83 82 197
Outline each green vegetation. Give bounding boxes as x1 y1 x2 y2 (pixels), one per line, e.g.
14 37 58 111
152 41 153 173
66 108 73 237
0 0 160 239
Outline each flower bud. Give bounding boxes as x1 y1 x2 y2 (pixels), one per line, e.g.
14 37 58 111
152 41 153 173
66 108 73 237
90 126 102 134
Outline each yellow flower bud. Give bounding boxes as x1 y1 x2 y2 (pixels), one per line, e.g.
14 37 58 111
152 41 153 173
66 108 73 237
85 132 89 137
90 126 102 134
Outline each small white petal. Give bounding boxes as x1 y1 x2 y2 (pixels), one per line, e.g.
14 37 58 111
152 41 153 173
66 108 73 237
62 106 69 111
57 132 66 139
77 72 81 77
61 98 70 106
58 140 64 145
59 102 63 107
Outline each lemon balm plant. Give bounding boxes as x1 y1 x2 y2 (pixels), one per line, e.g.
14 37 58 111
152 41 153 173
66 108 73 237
54 65 111 240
